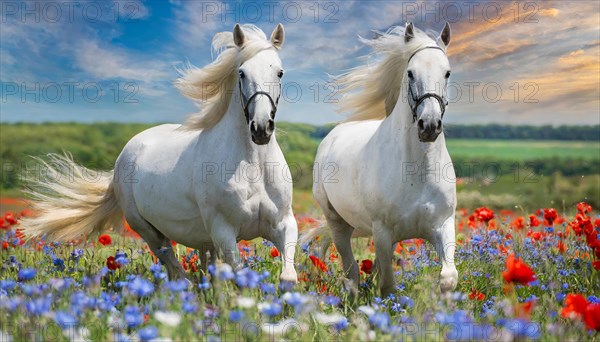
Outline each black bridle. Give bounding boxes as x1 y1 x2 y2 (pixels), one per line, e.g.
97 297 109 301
239 80 281 124
406 46 449 123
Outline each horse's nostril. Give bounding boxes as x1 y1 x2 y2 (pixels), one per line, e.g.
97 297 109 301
250 121 257 133
268 119 275 132
417 119 425 130
437 120 442 130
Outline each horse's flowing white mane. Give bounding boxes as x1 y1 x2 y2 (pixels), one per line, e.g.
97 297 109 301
336 25 443 122
175 25 277 130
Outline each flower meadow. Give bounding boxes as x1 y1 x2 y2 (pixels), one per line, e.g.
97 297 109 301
1 202 599 341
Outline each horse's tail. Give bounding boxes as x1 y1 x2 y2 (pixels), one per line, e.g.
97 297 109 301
299 223 332 260
20 153 123 242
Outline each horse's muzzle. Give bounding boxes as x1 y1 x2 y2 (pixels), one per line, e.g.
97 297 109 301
250 119 274 145
417 118 442 142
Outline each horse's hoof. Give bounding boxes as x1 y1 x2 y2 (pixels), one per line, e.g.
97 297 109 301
440 269 458 293
280 270 298 283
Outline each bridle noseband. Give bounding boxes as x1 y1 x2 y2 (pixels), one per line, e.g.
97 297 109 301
406 46 449 123
239 80 281 124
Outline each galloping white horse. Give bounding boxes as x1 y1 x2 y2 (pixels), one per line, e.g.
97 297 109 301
22 24 298 283
307 23 457 296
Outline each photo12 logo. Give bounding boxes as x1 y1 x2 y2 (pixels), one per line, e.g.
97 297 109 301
199 1 339 23
1 82 139 104
1 1 144 23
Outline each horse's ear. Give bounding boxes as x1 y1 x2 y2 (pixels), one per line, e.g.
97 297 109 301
233 24 246 48
270 23 285 49
405 22 415 43
439 22 451 48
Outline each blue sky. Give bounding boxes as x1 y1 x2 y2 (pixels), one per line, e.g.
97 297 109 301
1 0 599 126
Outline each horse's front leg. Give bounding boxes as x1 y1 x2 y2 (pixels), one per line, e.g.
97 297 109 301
272 213 298 283
209 216 242 271
373 221 396 297
431 215 459 293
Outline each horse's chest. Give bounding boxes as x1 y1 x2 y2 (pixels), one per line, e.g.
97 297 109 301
214 178 282 228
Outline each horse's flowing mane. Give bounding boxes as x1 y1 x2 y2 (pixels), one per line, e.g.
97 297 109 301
336 25 442 122
176 25 277 130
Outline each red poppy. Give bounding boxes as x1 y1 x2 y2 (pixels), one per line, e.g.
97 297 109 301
561 294 588 319
502 254 536 285
309 255 328 273
106 256 121 270
98 234 112 246
360 259 374 274
270 246 280 258
593 261 600 271
497 244 508 255
543 208 557 224
511 216 525 230
4 212 17 225
584 304 600 331
474 207 495 222
514 300 535 319
557 240 567 254
577 202 592 215
0 218 7 230
2 241 8 250
529 215 540 227
469 289 485 301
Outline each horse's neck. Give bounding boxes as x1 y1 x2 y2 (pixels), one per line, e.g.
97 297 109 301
210 88 275 162
376 88 445 166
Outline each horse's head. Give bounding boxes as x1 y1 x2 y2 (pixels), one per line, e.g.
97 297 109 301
404 22 451 143
235 24 285 145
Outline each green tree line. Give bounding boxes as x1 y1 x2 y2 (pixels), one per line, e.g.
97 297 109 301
0 122 598 192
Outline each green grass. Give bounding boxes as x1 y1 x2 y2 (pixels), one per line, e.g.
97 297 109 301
446 139 600 160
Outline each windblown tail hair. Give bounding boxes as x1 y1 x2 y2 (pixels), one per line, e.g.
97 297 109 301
299 223 332 259
20 153 123 242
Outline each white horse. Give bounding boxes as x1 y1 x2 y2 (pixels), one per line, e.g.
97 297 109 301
21 24 298 283
305 23 457 296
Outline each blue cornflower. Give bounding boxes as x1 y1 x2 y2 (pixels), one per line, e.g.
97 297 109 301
124 305 144 328
323 295 340 306
54 311 77 329
498 318 540 339
260 282 276 294
283 292 308 308
53 258 65 270
300 243 309 254
71 249 84 261
216 264 235 280
259 301 282 316
399 296 414 309
198 276 210 290
128 277 154 297
137 326 158 341
165 279 189 293
235 268 260 288
0 280 16 291
588 295 600 304
278 280 294 292
182 302 198 313
368 312 390 330
18 268 36 282
115 251 129 266
25 296 52 315
334 317 348 331
229 310 245 323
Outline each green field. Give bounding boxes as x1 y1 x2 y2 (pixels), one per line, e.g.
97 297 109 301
446 139 600 160
1 122 598 209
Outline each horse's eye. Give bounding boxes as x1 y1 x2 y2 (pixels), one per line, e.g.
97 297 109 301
239 70 245 79
277 70 284 78
445 70 451 79
407 70 414 80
